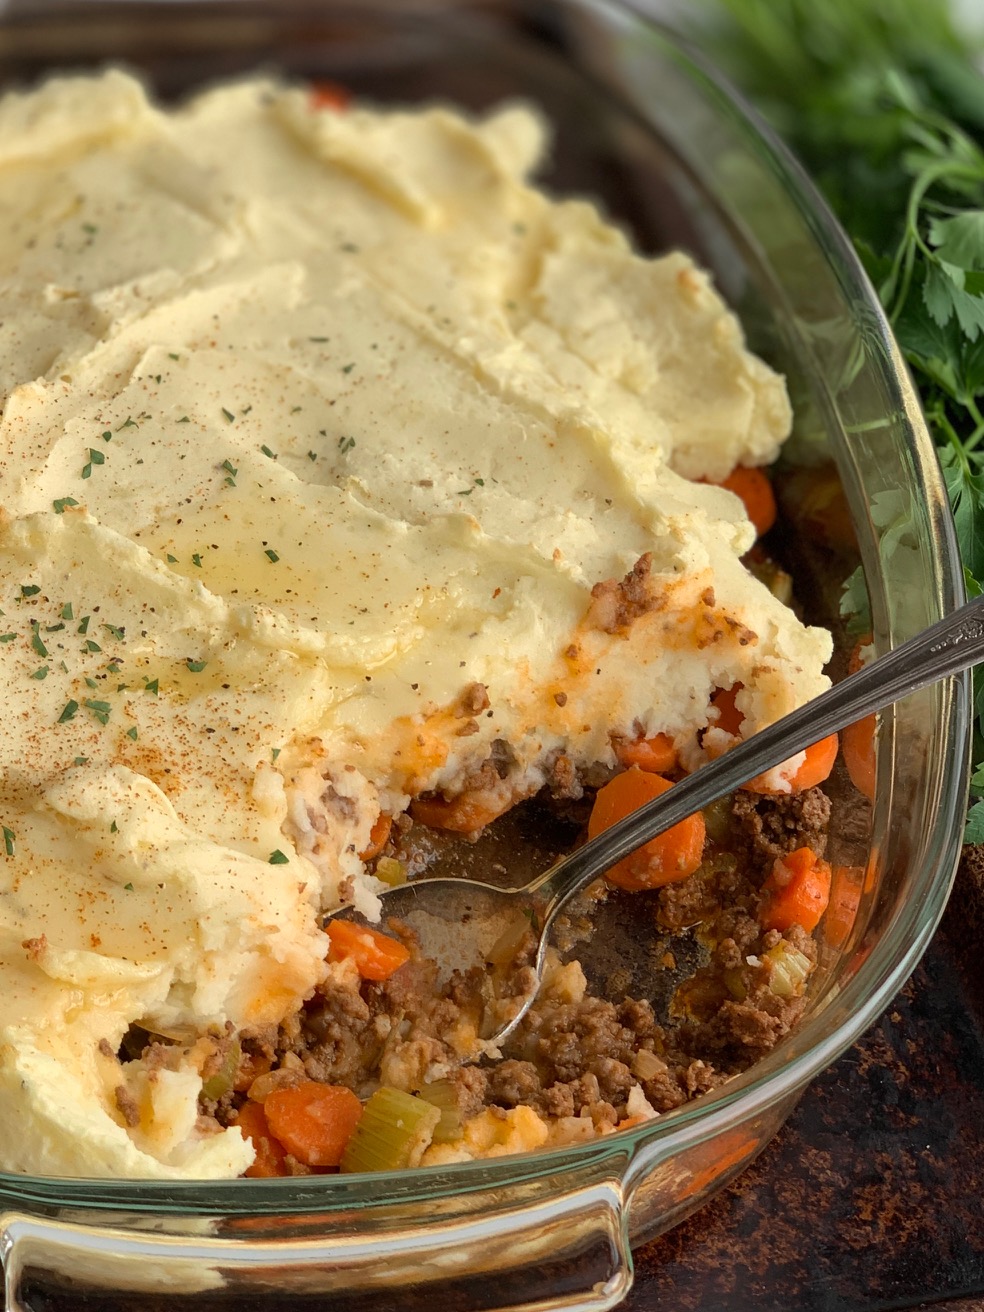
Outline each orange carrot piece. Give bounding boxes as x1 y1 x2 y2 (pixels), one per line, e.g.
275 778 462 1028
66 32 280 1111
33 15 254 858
410 789 511 834
743 732 839 795
760 846 832 933
705 466 777 538
710 684 744 737
842 638 876 801
233 1101 289 1178
359 813 392 862
308 80 350 111
263 1082 364 1168
842 714 875 801
825 864 864 949
587 767 705 891
615 732 677 773
326 918 411 981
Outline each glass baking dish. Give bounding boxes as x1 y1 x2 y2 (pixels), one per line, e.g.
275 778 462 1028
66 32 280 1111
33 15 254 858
0 1 968 1308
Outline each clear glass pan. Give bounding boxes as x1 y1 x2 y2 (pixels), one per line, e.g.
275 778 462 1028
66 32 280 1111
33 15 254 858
0 1 969 1308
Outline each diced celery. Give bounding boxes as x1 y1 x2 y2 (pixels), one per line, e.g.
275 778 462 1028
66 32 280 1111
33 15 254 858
763 942 812 999
418 1079 462 1143
201 1038 241 1101
701 796 733 845
340 1086 440 1172
375 856 407 887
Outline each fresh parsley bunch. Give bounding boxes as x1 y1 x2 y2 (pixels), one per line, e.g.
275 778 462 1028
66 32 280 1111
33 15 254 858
711 0 984 838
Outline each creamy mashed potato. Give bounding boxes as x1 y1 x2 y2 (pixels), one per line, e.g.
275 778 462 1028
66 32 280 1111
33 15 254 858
0 71 831 1178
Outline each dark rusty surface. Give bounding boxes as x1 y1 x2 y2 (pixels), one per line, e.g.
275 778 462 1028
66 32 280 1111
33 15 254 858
626 857 984 1312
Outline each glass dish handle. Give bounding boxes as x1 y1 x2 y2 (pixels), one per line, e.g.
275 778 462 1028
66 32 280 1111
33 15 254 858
1 1173 633 1311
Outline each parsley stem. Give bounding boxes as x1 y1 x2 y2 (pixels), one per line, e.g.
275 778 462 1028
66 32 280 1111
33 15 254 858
963 397 984 454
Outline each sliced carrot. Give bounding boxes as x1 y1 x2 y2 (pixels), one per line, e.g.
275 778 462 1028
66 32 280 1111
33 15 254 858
359 813 392 862
410 788 511 834
842 714 875 801
233 1100 289 1178
308 80 350 111
615 732 677 773
326 918 411 981
702 466 776 537
825 864 864 949
743 732 839 795
760 846 832 933
710 684 744 737
263 1081 364 1168
587 767 705 891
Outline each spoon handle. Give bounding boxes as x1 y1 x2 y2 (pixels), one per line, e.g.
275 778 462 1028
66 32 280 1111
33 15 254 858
530 592 982 917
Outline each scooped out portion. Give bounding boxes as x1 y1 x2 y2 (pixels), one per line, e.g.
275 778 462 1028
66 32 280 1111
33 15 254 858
0 71 832 1178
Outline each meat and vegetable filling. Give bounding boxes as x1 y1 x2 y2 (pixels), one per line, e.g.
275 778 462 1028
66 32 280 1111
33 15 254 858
122 719 838 1175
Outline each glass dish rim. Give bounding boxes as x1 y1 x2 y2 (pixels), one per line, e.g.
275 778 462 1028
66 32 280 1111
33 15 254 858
0 0 969 1211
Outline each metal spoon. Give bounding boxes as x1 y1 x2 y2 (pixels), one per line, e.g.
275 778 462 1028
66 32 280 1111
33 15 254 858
328 593 983 1047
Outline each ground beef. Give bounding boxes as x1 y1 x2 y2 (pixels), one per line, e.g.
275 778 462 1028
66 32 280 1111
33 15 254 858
730 786 831 875
585 553 660 633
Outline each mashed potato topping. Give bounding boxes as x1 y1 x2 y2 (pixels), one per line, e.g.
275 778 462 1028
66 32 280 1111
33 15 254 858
0 72 831 1178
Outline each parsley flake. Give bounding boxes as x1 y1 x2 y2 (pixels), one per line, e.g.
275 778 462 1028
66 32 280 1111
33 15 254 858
103 624 125 641
73 756 89 766
84 699 111 725
61 603 74 620
2 826 14 857
31 666 48 680
85 639 102 653
110 820 118 833
0 634 16 644
186 658 208 672
268 849 289 865
20 585 40 598
53 497 79 514
30 628 48 659
264 548 280 562
192 553 203 568
166 553 178 563
58 700 79 723
271 747 281 761
338 436 355 454
145 678 159 695
124 882 134 891
261 444 277 459
88 448 105 466
221 407 235 423
126 726 138 740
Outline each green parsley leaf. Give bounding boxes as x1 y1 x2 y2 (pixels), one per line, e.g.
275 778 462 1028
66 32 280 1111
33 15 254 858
31 666 49 680
110 820 119 833
0 633 16 644
58 700 79 723
145 678 159 695
84 699 111 725
126 726 138 740
264 548 280 562
186 658 208 672
268 849 289 864
222 407 235 423
124 882 134 891
53 496 80 514
192 553 203 567
20 585 40 597
61 603 74 620
2 826 14 857
261 444 277 459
